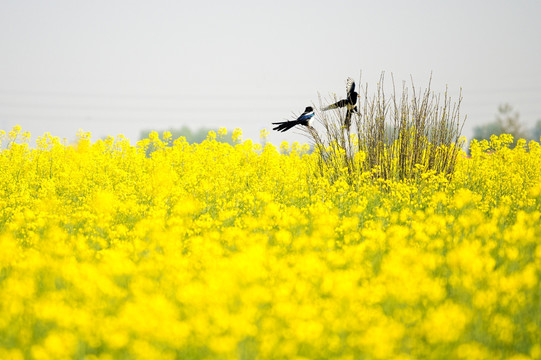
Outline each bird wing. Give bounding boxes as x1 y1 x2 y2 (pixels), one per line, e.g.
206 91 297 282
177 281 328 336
297 112 314 122
346 77 356 97
322 99 348 111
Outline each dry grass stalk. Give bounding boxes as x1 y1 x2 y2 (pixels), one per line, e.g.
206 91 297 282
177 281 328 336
303 73 466 184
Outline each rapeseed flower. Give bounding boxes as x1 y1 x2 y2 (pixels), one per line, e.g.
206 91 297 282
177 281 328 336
0 129 540 358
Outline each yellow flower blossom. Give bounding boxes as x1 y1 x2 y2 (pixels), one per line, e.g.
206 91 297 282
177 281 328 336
423 301 470 343
0 129 539 358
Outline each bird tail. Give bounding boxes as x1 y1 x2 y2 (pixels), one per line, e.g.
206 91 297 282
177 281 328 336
344 106 358 130
272 120 300 132
344 109 352 130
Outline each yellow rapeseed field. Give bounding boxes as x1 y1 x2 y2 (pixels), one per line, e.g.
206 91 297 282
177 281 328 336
1 125 540 359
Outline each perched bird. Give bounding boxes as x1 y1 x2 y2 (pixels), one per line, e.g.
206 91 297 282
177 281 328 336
321 77 358 129
272 106 315 132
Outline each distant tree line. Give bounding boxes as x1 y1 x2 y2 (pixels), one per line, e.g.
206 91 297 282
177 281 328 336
472 103 541 144
139 126 234 145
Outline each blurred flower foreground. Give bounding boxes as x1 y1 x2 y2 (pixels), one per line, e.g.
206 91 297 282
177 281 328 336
1 126 541 360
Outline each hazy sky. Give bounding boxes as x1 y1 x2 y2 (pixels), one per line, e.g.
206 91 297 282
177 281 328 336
1 0 540 145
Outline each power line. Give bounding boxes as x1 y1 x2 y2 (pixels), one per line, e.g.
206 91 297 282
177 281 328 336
0 101 287 113
0 89 309 100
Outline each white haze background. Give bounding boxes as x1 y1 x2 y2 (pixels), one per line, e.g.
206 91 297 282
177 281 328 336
1 0 540 145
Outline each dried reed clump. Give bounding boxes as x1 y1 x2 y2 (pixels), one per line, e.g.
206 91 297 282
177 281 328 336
303 73 466 184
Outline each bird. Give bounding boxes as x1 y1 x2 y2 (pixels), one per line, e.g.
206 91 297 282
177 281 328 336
321 77 358 129
272 106 315 132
